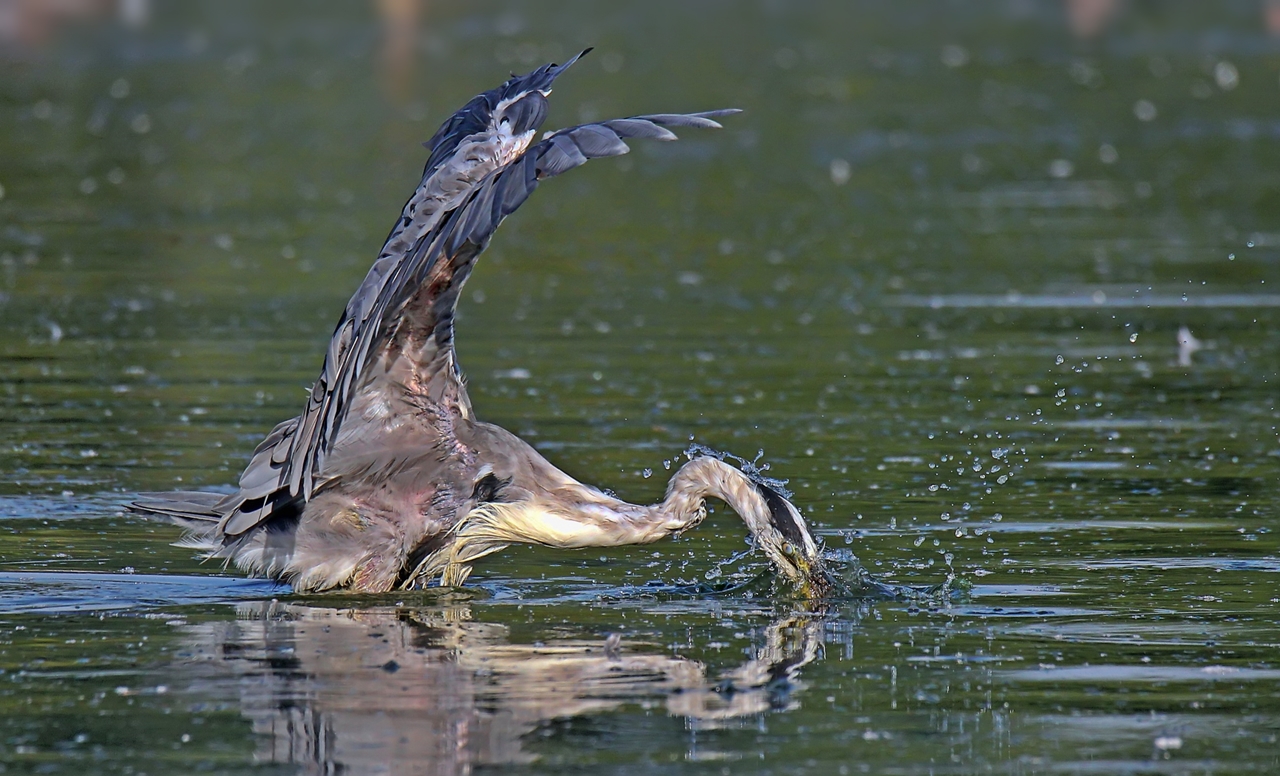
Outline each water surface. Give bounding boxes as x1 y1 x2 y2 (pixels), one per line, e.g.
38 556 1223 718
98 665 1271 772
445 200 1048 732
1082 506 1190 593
1 1 1278 773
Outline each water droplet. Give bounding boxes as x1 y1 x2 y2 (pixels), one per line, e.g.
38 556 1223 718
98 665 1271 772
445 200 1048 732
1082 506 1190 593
1214 60 1239 91
641 468 652 479
940 44 969 68
1133 99 1157 122
829 158 851 185
1130 332 1139 343
1055 354 1065 365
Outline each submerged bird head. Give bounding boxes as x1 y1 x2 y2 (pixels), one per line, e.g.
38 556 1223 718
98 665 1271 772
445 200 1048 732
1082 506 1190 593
746 479 828 594
661 455 830 596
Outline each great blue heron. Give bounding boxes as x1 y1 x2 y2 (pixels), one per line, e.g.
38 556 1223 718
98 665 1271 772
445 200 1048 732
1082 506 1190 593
130 51 830 596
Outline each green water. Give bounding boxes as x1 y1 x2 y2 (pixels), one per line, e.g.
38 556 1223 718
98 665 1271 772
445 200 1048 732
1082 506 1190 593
1 1 1278 773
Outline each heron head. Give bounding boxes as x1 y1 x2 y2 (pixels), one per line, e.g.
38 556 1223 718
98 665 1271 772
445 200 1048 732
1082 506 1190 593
749 482 830 596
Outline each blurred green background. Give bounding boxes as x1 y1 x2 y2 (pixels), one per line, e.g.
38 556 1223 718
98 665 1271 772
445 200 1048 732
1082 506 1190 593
0 1 1278 773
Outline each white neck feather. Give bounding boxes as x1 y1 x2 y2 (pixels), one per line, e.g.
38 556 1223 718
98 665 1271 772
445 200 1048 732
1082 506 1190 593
418 456 800 587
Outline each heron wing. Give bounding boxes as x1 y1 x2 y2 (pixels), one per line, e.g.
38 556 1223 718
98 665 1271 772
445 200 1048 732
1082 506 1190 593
216 107 739 538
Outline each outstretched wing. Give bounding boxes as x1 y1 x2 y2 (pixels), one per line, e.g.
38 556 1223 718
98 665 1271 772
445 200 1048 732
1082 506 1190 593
216 94 738 537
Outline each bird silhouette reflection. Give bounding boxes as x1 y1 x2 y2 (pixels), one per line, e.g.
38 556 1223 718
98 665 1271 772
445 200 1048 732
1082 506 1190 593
179 600 825 773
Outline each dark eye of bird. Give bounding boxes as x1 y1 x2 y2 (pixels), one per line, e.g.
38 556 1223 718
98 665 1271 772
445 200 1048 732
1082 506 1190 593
471 473 508 503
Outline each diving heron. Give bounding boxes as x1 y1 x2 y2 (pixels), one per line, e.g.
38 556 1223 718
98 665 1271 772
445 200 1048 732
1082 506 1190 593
130 51 830 595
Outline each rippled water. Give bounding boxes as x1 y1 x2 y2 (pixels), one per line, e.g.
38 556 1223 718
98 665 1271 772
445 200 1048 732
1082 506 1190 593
2 1 1278 773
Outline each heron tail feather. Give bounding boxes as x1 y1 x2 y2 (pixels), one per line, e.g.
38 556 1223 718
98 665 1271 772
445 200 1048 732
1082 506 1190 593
128 491 226 534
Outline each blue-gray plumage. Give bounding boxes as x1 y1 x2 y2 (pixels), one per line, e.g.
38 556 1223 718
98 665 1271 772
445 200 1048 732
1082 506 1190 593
130 53 829 595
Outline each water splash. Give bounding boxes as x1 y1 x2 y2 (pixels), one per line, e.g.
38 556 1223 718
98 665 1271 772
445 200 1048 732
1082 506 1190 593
812 548 970 604
682 443 969 603
684 442 793 499
652 548 969 607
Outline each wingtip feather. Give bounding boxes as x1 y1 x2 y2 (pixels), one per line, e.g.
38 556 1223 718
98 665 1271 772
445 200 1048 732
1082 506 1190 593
550 47 593 78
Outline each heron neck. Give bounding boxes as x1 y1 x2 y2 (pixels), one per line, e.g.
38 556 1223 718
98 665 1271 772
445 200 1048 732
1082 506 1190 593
659 457 771 537
427 456 773 586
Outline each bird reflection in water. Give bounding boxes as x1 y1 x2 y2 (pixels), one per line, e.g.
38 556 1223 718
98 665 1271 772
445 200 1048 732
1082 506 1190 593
179 600 825 773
